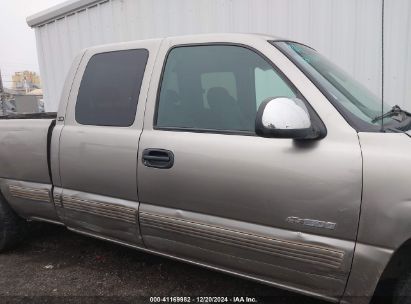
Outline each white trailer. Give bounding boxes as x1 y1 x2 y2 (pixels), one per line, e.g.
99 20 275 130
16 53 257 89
27 0 411 112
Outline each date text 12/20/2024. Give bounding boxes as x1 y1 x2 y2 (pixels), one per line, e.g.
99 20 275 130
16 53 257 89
150 297 258 303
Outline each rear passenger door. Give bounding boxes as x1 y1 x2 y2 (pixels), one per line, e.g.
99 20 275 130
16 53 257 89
138 38 362 298
58 41 160 245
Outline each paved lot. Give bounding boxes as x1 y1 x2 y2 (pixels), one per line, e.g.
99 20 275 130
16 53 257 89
0 223 327 304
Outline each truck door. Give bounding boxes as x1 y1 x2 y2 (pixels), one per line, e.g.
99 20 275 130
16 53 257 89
58 40 159 245
137 37 363 298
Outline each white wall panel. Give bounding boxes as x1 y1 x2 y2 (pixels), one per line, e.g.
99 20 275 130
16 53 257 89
385 0 411 109
30 0 411 112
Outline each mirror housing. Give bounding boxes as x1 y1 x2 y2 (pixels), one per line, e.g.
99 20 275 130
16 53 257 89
255 97 324 139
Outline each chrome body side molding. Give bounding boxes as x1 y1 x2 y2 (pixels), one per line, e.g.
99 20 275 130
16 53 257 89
63 195 136 224
0 179 58 221
139 204 354 298
140 211 344 270
61 189 142 246
9 185 51 202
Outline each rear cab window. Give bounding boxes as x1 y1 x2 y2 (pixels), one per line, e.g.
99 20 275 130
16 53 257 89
76 49 149 127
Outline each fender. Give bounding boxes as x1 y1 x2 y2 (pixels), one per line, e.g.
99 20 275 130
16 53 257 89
343 132 411 303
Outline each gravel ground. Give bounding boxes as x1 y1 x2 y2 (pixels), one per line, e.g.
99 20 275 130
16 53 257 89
0 223 328 304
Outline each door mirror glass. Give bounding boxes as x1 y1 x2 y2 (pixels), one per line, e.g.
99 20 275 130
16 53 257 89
255 97 319 139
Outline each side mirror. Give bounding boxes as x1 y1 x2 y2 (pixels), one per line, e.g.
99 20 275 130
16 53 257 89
255 97 323 139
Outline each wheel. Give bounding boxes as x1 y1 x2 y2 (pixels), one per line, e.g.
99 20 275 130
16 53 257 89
394 271 411 304
0 193 27 252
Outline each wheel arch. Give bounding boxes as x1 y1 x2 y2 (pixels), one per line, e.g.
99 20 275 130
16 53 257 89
373 239 411 300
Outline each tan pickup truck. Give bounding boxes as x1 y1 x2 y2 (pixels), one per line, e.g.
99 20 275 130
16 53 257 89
1 34 411 304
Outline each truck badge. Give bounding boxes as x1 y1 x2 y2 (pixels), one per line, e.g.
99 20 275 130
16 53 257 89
286 216 336 230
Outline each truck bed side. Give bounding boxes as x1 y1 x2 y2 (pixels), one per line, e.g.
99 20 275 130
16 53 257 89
0 118 55 184
0 118 60 221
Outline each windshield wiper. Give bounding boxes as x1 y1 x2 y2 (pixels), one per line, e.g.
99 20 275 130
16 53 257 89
371 105 411 123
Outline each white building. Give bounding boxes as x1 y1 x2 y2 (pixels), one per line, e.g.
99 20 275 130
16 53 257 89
27 0 411 112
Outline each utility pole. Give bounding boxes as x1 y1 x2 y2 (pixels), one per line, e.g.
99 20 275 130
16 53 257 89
0 69 4 116
0 69 3 93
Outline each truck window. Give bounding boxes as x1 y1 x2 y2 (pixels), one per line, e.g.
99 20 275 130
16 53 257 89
201 72 237 109
76 49 149 127
254 68 295 108
156 45 296 132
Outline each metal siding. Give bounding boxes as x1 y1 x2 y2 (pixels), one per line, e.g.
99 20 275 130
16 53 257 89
385 0 411 109
34 29 49 107
32 0 410 112
99 1 115 44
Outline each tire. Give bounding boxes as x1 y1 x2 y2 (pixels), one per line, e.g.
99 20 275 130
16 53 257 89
0 193 27 252
394 272 411 304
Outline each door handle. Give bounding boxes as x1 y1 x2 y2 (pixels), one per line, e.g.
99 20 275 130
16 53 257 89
142 149 174 169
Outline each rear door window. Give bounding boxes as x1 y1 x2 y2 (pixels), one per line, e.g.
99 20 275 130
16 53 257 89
76 49 149 127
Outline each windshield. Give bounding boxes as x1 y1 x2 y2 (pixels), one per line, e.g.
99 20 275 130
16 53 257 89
274 41 396 131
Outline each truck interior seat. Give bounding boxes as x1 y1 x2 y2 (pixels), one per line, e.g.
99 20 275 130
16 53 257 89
206 86 247 131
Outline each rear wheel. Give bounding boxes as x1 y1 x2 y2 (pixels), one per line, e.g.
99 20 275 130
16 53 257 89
0 193 27 252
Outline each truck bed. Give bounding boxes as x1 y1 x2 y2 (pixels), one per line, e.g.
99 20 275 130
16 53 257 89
0 112 57 120
0 117 55 184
